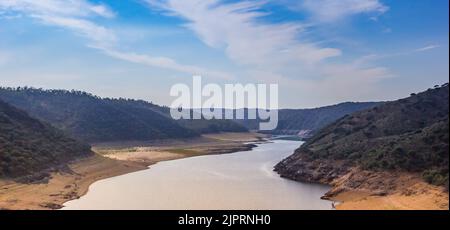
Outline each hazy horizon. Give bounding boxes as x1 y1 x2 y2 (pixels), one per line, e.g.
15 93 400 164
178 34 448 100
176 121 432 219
1 0 449 108
1 84 389 110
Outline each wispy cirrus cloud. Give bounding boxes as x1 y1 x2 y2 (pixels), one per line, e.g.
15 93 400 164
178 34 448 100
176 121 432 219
0 0 116 19
0 0 232 79
415 45 440 52
99 48 233 79
291 0 389 22
354 44 443 65
145 0 394 106
0 0 117 47
146 0 342 69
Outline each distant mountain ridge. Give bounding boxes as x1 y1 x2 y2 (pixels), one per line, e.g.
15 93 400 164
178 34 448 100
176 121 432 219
0 99 92 179
233 102 381 137
0 87 249 143
0 87 383 143
275 83 449 189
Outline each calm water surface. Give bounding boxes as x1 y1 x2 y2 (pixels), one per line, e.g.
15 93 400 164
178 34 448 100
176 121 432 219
63 140 332 210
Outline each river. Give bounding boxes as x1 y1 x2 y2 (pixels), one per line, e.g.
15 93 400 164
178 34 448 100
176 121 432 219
62 140 332 210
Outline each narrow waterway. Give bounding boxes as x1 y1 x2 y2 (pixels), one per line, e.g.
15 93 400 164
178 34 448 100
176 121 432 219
63 140 332 210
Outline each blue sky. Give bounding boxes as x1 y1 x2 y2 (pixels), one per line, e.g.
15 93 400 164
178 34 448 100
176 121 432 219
0 0 448 108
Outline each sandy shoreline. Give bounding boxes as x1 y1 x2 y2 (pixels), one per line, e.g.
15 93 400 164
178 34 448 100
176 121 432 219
0 155 146 210
333 187 449 210
0 132 267 210
324 170 449 210
2 131 445 210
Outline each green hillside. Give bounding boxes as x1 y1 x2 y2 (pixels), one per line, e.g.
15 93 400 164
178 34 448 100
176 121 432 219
275 84 449 188
0 87 249 143
0 88 200 143
0 99 92 179
234 102 381 137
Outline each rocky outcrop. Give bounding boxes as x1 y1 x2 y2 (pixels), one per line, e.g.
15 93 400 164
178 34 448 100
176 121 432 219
275 156 351 185
275 84 449 209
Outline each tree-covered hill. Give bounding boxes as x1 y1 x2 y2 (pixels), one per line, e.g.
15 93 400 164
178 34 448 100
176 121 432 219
0 87 378 141
234 102 381 137
0 99 92 179
275 84 449 188
153 107 249 134
0 88 200 143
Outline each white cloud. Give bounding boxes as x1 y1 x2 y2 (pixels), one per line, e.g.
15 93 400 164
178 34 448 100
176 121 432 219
89 4 116 18
35 14 118 47
146 0 394 107
249 63 394 108
146 0 341 68
2 0 399 107
0 0 231 79
0 0 117 47
0 0 116 19
99 48 233 79
0 9 21 19
415 45 440 52
353 44 443 64
300 0 389 22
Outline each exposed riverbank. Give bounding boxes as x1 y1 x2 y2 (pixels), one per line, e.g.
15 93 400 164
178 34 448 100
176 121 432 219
325 169 449 210
0 132 267 210
275 160 449 210
94 132 265 165
62 140 332 210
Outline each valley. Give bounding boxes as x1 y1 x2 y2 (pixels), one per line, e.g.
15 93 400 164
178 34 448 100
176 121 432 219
0 132 265 210
275 84 449 210
0 85 448 210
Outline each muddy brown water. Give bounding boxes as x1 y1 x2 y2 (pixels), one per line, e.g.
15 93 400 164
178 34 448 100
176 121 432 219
62 140 332 210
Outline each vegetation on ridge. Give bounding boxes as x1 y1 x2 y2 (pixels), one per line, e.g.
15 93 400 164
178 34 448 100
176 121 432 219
0 99 92 179
276 84 449 188
234 102 381 137
0 87 249 143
